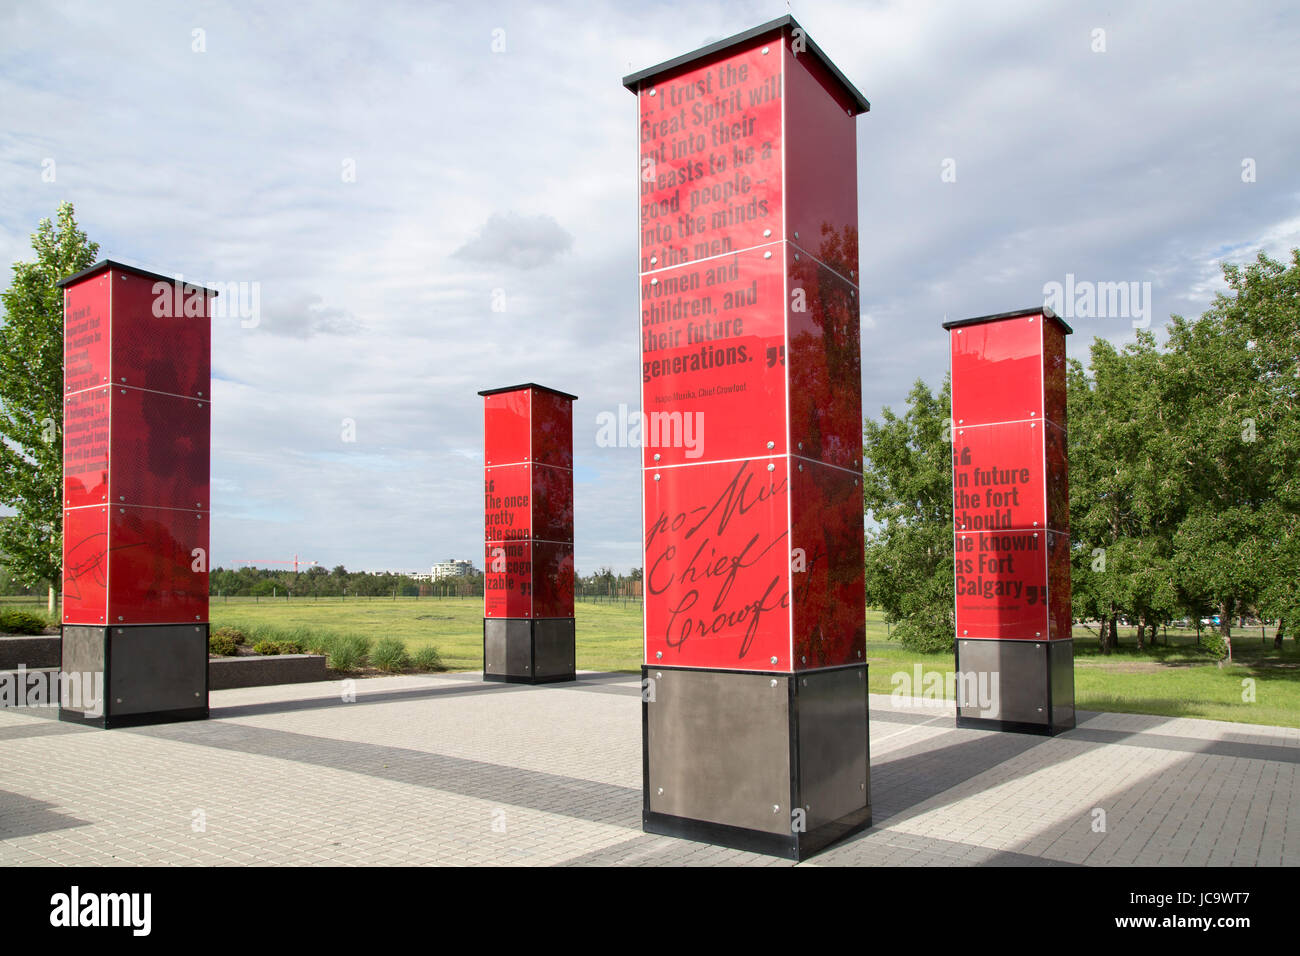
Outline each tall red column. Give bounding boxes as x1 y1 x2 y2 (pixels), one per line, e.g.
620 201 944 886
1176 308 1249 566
480 384 576 683
945 306 1074 734
625 15 871 859
58 260 212 727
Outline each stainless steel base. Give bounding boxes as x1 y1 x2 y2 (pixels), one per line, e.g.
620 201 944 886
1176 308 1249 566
954 638 1074 735
642 664 871 860
482 618 575 684
58 624 209 728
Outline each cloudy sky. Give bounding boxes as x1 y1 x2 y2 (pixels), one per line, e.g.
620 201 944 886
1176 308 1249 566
2 0 1297 574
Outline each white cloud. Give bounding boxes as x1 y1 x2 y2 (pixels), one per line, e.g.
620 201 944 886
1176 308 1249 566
453 212 574 270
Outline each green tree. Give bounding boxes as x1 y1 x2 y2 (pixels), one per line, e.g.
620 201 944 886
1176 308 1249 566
0 203 99 612
862 378 954 652
1067 334 1181 653
1166 250 1300 657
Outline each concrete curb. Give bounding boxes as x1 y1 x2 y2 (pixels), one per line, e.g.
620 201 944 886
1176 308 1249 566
0 637 327 691
208 654 329 690
0 635 60 669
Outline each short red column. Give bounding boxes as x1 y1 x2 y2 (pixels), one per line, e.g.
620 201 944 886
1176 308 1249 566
479 383 576 683
58 260 212 728
945 306 1074 733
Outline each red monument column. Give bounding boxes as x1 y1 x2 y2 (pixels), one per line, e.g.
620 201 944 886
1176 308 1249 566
944 306 1074 734
625 16 871 859
480 384 576 683
57 260 212 728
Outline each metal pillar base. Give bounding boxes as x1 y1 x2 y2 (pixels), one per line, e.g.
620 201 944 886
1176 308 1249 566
483 618 576 684
58 624 210 728
954 638 1074 735
642 664 871 861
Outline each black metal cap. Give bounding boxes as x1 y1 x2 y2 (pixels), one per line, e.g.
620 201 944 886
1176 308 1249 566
57 259 218 295
478 383 578 401
942 306 1073 335
622 15 870 115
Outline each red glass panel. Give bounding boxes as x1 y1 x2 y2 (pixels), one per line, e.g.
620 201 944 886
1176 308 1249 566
63 505 109 624
636 34 783 274
530 390 573 469
641 247 787 467
483 464 531 542
952 420 1046 533
63 387 110 509
950 315 1044 427
790 460 865 669
109 388 210 509
108 269 210 398
1045 422 1068 533
483 540 532 618
531 464 573 544
783 39 859 280
532 542 575 619
107 505 208 625
788 250 862 470
1047 530 1072 640
483 389 530 465
1043 320 1067 428
644 457 791 669
954 529 1050 639
63 274 110 394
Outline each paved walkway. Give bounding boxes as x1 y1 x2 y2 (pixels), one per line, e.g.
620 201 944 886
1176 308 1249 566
1 672 1296 866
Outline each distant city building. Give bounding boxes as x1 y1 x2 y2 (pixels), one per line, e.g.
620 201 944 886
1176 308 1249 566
375 569 433 580
431 559 476 581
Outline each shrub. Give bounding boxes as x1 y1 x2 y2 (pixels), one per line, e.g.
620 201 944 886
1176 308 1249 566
251 640 282 656
0 608 47 635
276 640 303 655
212 625 248 646
275 626 314 649
1202 630 1230 662
326 634 371 672
209 633 239 656
298 631 331 655
371 638 410 673
411 645 446 672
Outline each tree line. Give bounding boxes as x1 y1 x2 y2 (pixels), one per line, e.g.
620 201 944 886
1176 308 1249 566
207 565 644 599
208 565 482 598
864 250 1299 655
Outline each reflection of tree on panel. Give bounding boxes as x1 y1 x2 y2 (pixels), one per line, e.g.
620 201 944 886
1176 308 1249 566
111 511 204 620
791 465 866 667
788 223 862 469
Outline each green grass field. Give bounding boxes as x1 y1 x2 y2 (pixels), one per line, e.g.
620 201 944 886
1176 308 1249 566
207 595 643 673
8 594 1299 728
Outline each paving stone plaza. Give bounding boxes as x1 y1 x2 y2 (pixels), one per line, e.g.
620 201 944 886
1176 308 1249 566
1 672 1295 867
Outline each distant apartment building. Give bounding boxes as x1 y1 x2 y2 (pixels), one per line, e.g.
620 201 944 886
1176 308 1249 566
375 569 433 581
431 559 476 581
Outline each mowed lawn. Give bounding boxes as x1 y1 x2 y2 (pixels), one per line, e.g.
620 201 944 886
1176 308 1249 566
209 595 641 673
202 597 1300 728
